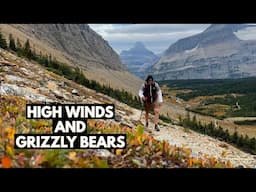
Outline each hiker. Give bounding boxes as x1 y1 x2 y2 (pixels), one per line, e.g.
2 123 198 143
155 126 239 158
138 75 163 131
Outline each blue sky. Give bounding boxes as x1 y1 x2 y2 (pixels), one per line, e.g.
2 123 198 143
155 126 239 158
89 24 210 54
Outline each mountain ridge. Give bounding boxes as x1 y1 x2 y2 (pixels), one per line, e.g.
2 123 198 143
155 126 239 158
151 24 256 80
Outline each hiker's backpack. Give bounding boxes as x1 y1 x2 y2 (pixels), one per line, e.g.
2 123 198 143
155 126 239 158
143 82 158 104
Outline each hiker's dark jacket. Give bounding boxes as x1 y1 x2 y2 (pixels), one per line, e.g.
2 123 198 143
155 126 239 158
139 81 163 104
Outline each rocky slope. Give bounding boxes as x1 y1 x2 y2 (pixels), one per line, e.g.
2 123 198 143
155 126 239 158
6 24 124 71
151 24 256 80
1 48 255 168
0 24 142 95
120 42 159 79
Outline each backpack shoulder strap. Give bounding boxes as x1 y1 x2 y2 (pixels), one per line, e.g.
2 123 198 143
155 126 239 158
154 82 160 91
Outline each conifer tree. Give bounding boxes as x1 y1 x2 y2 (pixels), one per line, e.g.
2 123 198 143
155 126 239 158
0 32 8 49
24 39 33 60
9 34 16 51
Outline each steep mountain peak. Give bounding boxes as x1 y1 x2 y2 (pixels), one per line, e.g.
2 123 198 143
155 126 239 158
152 24 256 80
5 24 125 71
134 41 145 48
164 24 243 57
120 42 159 78
204 24 230 32
204 24 248 33
123 41 154 55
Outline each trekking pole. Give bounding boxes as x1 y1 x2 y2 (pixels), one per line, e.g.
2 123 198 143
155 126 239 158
139 108 143 121
139 99 144 122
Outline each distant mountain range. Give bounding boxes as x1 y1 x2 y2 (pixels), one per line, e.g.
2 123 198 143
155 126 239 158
120 42 159 79
150 24 256 80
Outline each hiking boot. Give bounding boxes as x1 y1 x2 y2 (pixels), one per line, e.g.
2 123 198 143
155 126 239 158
155 124 160 131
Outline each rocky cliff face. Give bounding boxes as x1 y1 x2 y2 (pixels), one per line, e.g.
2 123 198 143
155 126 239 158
151 24 256 80
8 24 125 71
120 42 159 79
0 24 142 95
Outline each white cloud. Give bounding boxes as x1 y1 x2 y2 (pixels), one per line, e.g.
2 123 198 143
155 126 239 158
88 24 115 37
89 24 210 54
105 24 209 34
